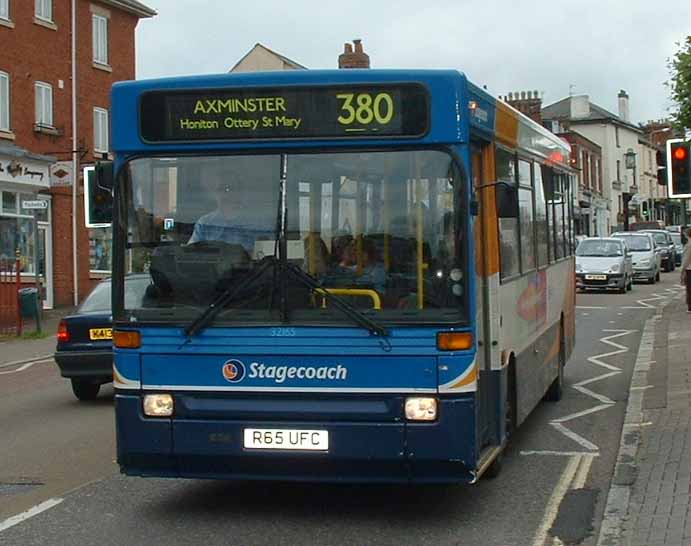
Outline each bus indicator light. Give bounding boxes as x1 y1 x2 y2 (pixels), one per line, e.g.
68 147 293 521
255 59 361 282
437 332 473 351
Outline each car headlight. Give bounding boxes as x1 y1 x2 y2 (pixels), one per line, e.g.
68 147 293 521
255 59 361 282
575 263 583 272
638 259 651 267
608 263 621 273
143 394 174 417
405 397 438 421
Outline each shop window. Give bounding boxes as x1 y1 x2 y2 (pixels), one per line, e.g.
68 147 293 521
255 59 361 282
0 190 45 274
89 227 112 272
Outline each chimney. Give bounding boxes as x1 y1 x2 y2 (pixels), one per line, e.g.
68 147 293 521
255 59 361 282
570 95 590 119
503 89 543 124
338 39 370 69
617 89 630 122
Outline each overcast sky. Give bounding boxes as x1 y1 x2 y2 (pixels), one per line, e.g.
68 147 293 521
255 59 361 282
135 0 690 126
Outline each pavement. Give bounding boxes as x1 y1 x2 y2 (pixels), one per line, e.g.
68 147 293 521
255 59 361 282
0 308 71 366
599 292 691 546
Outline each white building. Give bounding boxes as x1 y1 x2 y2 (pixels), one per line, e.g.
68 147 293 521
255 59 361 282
543 90 643 232
229 43 306 73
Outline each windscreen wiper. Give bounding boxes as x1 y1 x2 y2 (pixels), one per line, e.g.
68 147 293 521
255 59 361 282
282 261 388 338
184 256 276 338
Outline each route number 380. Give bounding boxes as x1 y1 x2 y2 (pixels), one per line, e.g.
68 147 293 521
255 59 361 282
336 93 394 125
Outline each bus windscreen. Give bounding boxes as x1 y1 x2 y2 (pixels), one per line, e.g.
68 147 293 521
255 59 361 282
139 84 429 142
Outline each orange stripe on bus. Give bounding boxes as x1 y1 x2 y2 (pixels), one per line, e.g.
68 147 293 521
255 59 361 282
495 101 519 148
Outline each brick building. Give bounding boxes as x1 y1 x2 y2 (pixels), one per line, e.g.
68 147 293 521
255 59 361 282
501 91 606 236
0 0 155 308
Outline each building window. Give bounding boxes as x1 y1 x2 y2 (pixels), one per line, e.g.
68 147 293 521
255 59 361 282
616 160 621 181
93 107 109 153
615 126 620 147
92 14 108 65
0 71 9 132
35 0 51 22
0 0 9 21
34 81 53 127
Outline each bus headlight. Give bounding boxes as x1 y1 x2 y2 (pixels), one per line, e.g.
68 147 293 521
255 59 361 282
405 397 438 421
143 394 174 417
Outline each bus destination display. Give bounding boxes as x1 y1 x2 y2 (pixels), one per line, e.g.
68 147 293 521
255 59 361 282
140 84 428 142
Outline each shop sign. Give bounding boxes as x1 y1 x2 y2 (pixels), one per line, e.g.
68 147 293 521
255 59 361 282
0 157 50 188
50 162 73 187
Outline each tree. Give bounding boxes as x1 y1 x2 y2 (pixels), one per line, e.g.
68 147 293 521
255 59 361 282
668 36 691 134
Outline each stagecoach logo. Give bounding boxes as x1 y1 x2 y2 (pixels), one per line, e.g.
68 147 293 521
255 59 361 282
222 359 246 383
221 359 349 384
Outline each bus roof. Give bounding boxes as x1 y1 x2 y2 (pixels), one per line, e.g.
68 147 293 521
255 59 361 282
112 69 570 167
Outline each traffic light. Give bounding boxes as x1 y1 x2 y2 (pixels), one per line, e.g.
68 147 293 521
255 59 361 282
656 149 667 186
667 139 691 197
83 162 113 227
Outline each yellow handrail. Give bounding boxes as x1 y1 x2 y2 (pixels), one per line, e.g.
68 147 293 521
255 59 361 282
316 288 382 310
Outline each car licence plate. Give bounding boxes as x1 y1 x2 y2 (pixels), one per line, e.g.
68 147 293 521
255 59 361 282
89 328 113 340
585 275 607 280
243 429 329 451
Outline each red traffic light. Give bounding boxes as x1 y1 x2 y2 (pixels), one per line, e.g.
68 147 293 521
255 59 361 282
673 146 688 161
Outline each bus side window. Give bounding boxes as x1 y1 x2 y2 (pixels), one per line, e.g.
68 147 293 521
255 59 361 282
496 148 520 280
534 165 549 267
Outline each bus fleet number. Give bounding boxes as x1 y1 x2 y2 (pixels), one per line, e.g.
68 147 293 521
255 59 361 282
336 93 394 126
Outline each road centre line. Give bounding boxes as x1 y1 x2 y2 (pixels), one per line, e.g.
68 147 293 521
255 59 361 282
0 498 63 533
0 354 53 370
0 358 53 375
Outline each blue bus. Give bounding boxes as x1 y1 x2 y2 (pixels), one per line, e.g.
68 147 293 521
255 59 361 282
109 69 576 483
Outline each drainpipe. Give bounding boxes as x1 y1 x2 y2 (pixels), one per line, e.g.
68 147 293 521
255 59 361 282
71 0 78 306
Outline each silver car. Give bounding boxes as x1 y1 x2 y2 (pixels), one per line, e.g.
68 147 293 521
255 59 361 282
611 232 660 284
575 238 633 293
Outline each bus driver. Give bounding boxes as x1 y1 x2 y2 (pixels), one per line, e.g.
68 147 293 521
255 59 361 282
188 175 260 253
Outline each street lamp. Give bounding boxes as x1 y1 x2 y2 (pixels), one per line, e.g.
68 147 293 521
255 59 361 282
623 148 637 230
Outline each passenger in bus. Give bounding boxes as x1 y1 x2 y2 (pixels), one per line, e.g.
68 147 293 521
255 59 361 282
188 175 267 253
332 237 386 292
303 234 330 277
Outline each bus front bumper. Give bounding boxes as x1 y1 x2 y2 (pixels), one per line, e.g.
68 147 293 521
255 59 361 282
115 393 477 484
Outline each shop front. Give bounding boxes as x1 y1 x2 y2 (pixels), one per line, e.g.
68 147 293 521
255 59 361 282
0 142 55 309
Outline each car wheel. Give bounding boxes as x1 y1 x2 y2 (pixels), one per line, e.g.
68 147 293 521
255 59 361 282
619 281 626 294
71 379 100 401
627 277 633 291
656 270 661 282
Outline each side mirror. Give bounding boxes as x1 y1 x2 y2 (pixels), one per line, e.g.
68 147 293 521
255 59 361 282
496 182 519 218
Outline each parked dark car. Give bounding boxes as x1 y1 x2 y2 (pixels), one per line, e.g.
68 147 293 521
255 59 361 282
54 274 150 401
640 229 676 272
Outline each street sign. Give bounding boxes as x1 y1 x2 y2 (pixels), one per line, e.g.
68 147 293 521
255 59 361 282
22 200 48 210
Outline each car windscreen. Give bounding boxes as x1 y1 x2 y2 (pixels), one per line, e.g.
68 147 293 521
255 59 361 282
671 233 682 245
646 232 668 244
614 236 651 251
576 240 623 257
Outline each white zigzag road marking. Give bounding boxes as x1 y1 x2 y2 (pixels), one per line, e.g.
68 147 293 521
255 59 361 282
547 329 636 453
621 292 670 310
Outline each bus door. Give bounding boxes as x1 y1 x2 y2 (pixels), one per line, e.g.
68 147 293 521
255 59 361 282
471 141 502 448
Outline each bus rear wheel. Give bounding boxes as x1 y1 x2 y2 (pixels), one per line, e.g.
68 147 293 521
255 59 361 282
544 323 565 402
